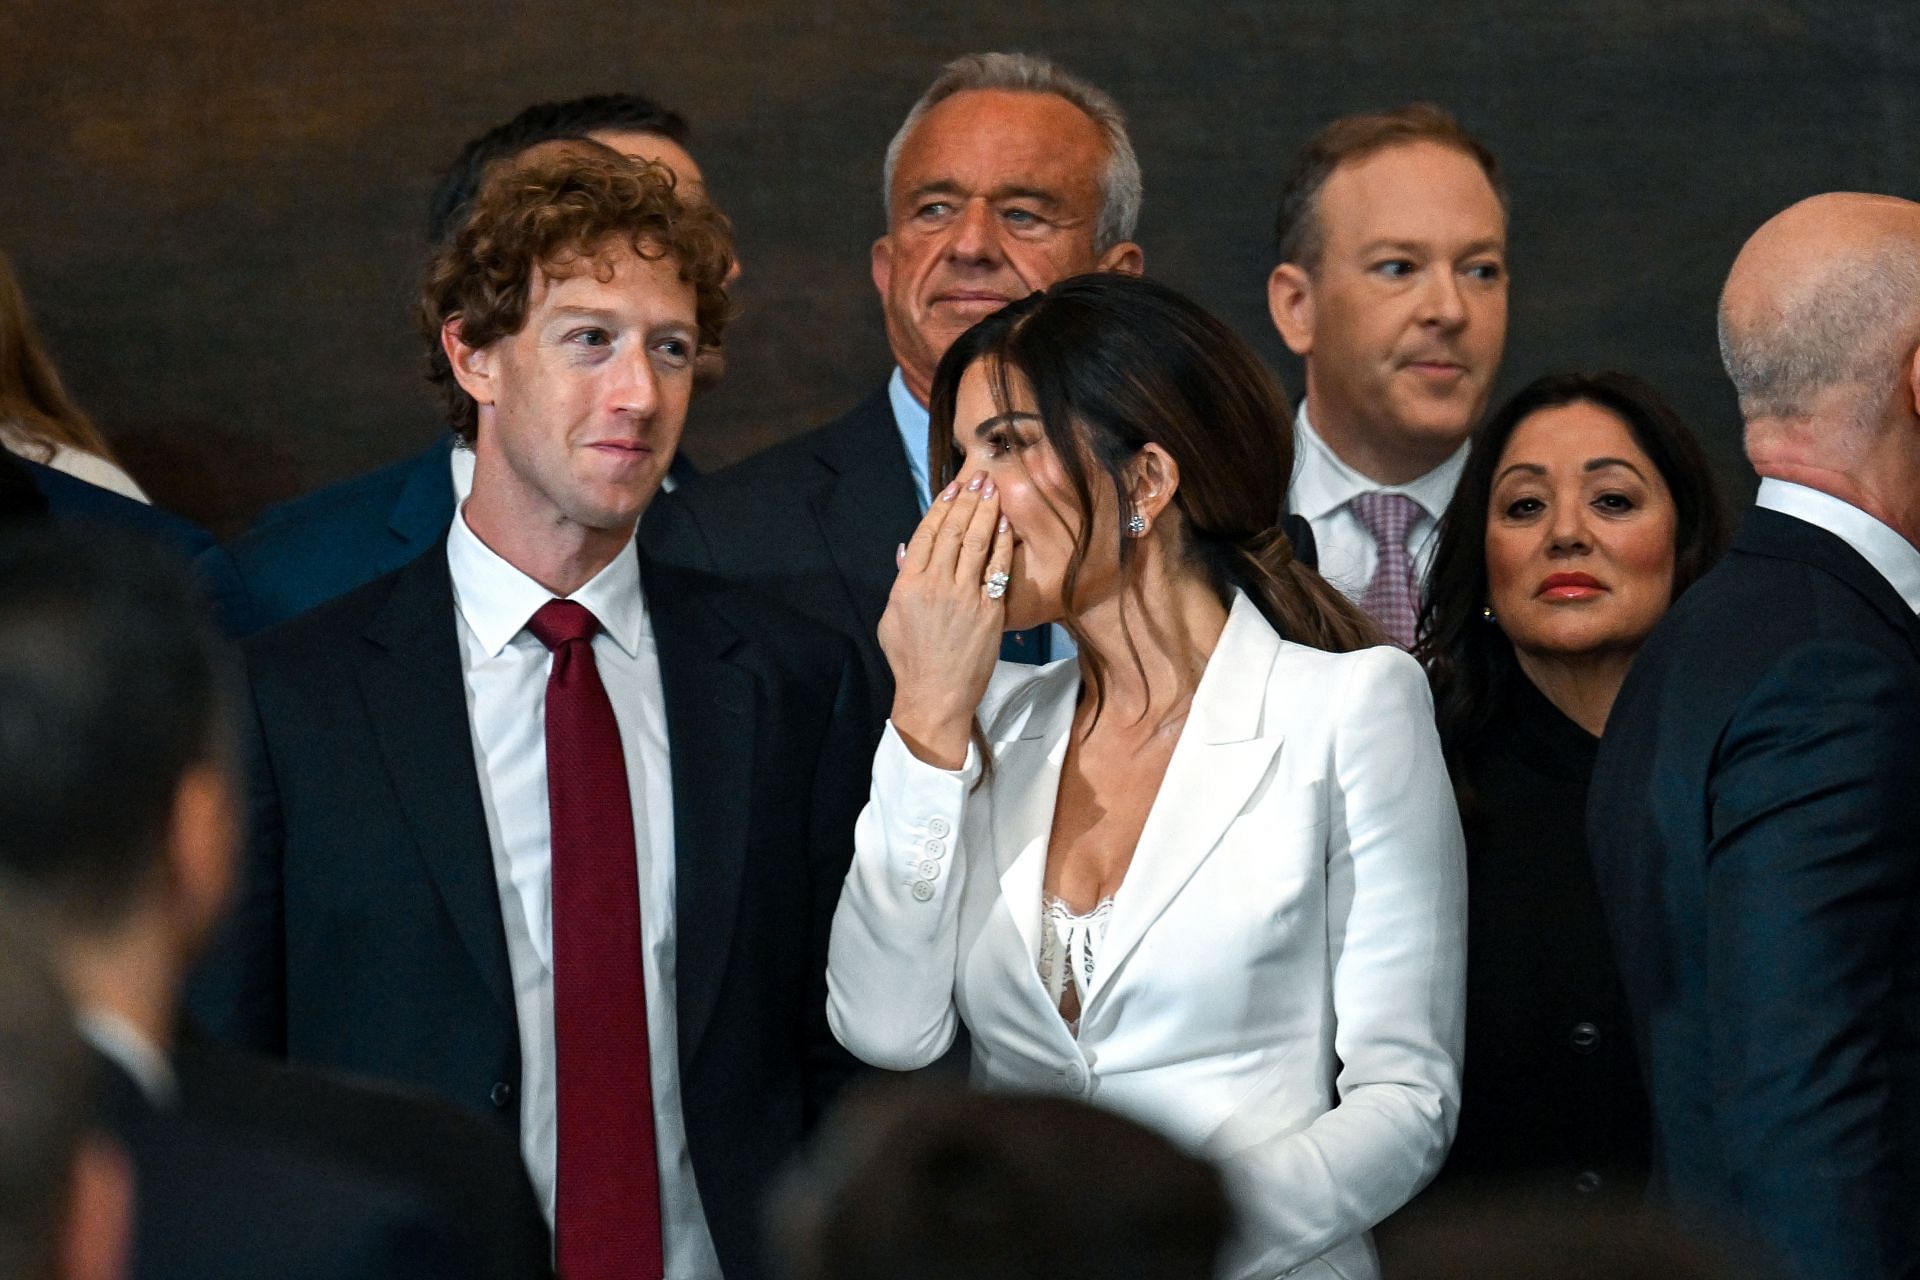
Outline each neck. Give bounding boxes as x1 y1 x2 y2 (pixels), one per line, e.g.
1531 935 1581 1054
897 361 933 410
60 913 180 1055
460 493 635 597
1304 385 1457 486
1511 646 1632 737
1071 549 1230 727
1752 457 1920 552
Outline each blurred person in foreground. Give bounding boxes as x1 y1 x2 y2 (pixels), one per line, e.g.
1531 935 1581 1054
0 913 130 1280
1590 193 1920 1280
768 1083 1230 1280
1406 372 1727 1216
0 527 548 1280
826 274 1465 1280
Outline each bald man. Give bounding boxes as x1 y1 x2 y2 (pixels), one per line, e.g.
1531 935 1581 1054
1588 194 1920 1280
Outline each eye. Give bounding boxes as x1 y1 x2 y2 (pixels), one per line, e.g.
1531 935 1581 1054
1002 207 1043 227
1593 491 1637 514
1464 260 1505 283
1372 258 1417 279
568 327 612 348
653 336 694 366
915 200 954 221
1502 495 1545 519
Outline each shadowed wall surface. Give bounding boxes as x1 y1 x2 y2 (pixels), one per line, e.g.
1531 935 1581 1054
4 1 1917 535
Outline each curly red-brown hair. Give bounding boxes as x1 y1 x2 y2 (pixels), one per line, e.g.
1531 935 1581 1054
420 146 734 443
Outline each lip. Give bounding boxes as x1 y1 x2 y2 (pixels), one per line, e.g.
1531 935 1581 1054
932 291 1012 311
1538 571 1604 600
1402 359 1467 380
585 440 653 460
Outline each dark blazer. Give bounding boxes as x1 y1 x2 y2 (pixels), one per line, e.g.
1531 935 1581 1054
16 455 251 634
223 433 699 634
647 382 1321 712
1588 506 1920 1280
92 1049 509 1280
189 538 873 1280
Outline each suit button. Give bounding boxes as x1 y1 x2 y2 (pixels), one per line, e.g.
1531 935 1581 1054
928 818 951 838
1569 1022 1601 1053
1573 1170 1603 1195
490 1081 514 1109
924 838 947 858
917 859 941 879
1064 1063 1087 1092
911 880 935 902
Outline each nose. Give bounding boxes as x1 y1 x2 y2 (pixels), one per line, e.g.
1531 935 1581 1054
1545 497 1592 555
946 199 1003 266
612 348 661 416
1418 267 1468 331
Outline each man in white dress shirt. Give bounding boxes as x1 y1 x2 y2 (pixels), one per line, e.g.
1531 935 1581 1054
194 148 874 1280
1266 105 1509 647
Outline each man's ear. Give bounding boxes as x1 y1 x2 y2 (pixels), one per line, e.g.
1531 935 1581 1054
1097 241 1145 276
441 318 497 407
870 235 895 304
1127 443 1181 531
1267 262 1316 358
59 1136 133 1280
167 762 240 954
1906 339 1920 422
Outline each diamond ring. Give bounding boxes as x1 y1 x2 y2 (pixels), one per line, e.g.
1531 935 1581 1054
984 570 1010 599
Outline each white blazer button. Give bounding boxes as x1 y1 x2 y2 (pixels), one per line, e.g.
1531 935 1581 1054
928 817 951 837
1064 1064 1087 1092
924 838 946 858
917 859 941 879
911 880 935 902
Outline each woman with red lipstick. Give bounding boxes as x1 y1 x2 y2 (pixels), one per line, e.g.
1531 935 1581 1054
1409 371 1728 1214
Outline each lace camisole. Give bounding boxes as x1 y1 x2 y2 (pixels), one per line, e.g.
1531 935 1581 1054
1037 894 1114 1034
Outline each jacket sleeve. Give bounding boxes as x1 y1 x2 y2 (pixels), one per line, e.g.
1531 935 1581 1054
825 721 982 1071
1704 638 1920 1280
1219 647 1467 1275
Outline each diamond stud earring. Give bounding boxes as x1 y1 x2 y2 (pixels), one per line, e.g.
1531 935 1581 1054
1125 513 1148 537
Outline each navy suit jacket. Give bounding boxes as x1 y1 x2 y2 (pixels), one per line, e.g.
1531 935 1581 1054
189 538 872 1280
223 434 699 634
19 455 251 635
1588 506 1920 1280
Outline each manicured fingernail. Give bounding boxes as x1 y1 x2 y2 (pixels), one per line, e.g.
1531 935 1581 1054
966 473 985 491
895 542 906 563
998 515 1010 532
940 480 960 501
981 478 996 498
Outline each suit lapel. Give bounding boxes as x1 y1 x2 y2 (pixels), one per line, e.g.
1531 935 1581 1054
987 670 1082 965
1088 596 1286 1005
356 542 516 1020
643 557 758 1068
810 386 924 644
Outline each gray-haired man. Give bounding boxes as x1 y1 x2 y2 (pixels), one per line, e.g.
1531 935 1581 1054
647 52 1144 693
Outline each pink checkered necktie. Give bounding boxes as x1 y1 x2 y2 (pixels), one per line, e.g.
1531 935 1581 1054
526 599 663 1280
1349 490 1425 650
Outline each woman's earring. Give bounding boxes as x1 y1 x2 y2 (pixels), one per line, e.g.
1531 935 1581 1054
1125 513 1148 537
1480 604 1498 623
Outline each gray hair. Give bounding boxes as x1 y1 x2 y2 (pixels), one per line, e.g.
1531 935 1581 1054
881 52 1142 252
1719 243 1920 431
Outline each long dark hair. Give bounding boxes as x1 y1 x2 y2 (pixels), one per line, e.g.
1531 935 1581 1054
1416 370 1730 759
928 273 1378 722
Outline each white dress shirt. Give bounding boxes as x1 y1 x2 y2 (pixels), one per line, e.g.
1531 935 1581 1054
447 510 721 1278
3 425 151 502
78 1007 176 1107
1287 403 1467 603
1755 477 1920 614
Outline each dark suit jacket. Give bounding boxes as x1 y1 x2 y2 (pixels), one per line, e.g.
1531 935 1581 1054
92 1048 514 1280
17 455 251 634
223 434 698 634
1588 506 1920 1280
646 382 1321 714
189 538 873 1280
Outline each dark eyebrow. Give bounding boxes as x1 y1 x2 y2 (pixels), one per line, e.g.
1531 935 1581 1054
1493 461 1547 486
1585 456 1648 479
1356 237 1506 258
973 411 1043 438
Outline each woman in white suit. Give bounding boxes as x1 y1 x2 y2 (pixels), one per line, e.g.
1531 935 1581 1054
826 275 1466 1280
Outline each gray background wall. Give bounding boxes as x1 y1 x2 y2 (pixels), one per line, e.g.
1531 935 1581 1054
5 1 1916 536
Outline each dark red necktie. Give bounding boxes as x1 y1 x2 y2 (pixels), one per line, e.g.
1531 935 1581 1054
527 599 663 1280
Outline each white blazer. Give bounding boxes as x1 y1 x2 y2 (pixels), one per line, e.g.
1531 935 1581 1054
827 592 1466 1280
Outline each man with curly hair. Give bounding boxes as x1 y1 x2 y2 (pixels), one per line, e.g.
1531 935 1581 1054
192 150 874 1280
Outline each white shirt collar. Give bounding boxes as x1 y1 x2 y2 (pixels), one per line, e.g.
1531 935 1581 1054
888 366 933 511
1754 477 1920 614
447 505 648 660
450 442 476 502
1290 401 1468 522
77 1007 176 1107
